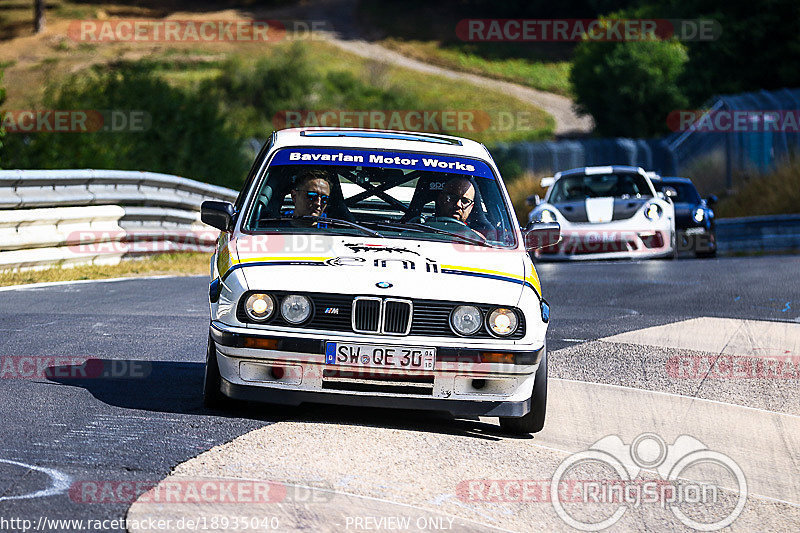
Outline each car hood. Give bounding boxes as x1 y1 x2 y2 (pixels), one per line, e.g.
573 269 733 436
226 234 532 306
554 198 649 223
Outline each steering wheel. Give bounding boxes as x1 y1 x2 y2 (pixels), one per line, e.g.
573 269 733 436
428 216 468 227
425 216 487 242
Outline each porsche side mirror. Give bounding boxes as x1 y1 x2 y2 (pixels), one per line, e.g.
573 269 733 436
707 194 718 205
201 200 235 232
523 222 561 251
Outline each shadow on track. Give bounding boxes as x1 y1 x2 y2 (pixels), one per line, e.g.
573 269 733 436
44 359 532 441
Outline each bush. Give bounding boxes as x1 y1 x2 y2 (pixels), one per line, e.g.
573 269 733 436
2 64 249 189
716 155 800 218
570 27 688 137
204 44 417 139
0 68 6 169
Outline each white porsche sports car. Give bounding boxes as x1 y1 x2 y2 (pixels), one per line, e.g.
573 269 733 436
201 128 560 434
528 166 676 260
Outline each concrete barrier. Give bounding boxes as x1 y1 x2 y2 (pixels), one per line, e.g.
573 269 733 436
0 170 237 271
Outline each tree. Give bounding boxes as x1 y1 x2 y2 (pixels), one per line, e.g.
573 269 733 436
34 0 45 34
570 30 688 137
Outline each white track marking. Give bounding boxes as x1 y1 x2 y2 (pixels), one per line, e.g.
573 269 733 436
0 459 71 501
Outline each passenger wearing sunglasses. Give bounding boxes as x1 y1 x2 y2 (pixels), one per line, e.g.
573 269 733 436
436 176 476 224
290 170 333 226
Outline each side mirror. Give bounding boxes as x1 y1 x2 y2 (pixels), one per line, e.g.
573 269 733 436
540 177 555 188
523 222 561 251
707 195 718 205
525 194 541 207
201 200 235 232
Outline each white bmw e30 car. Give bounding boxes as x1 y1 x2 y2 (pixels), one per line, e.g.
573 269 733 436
528 166 676 260
200 127 560 434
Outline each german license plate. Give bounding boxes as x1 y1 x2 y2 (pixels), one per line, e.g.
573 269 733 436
325 342 435 370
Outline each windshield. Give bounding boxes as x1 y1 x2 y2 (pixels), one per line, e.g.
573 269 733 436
656 181 701 203
242 147 518 247
549 172 653 203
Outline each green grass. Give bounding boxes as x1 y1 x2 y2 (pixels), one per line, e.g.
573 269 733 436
271 41 555 144
139 40 555 144
0 252 210 287
381 39 573 96
716 156 800 218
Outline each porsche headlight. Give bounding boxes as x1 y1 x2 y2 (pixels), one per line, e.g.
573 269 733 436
451 305 483 336
244 293 275 322
644 203 663 221
693 208 705 223
538 208 557 223
281 294 312 324
488 308 519 336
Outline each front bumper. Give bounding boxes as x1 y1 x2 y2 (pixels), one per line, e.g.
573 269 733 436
677 227 716 252
210 322 543 417
537 228 674 261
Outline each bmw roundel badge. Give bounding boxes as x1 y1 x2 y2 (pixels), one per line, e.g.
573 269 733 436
376 281 393 289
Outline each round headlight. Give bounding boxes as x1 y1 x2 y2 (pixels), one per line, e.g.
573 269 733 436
644 203 663 221
281 294 312 324
244 293 275 322
693 208 705 222
451 305 483 336
538 208 557 223
488 308 519 336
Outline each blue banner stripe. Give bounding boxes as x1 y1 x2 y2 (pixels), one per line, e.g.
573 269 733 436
270 148 494 179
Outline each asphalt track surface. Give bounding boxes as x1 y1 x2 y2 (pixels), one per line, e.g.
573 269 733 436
0 255 798 532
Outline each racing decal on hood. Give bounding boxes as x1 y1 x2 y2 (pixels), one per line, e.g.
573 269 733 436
344 243 420 255
585 197 614 223
215 232 233 278
269 148 495 179
555 198 649 223
218 256 540 297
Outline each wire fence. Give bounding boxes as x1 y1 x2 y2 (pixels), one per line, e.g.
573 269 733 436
494 87 800 194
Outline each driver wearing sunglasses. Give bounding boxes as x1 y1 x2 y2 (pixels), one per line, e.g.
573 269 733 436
436 176 476 223
290 169 333 226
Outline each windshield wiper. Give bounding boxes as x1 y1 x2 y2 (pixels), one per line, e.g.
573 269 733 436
402 222 494 248
256 216 384 238
360 221 429 233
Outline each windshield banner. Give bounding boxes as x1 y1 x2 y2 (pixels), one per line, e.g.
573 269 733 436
270 148 495 179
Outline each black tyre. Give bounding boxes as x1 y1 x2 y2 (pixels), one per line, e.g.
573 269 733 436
664 231 678 260
695 235 717 258
695 249 717 258
203 335 229 408
500 348 547 434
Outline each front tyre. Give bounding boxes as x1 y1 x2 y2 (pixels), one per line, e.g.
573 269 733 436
203 335 229 408
500 347 547 434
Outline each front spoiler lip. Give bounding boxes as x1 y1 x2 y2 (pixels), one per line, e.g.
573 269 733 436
220 378 532 417
210 322 544 365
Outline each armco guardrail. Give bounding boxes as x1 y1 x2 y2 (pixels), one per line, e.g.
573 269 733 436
716 214 800 255
0 170 237 271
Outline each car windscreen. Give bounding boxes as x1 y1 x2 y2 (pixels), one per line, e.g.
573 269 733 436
242 147 517 248
656 182 701 203
549 173 653 203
